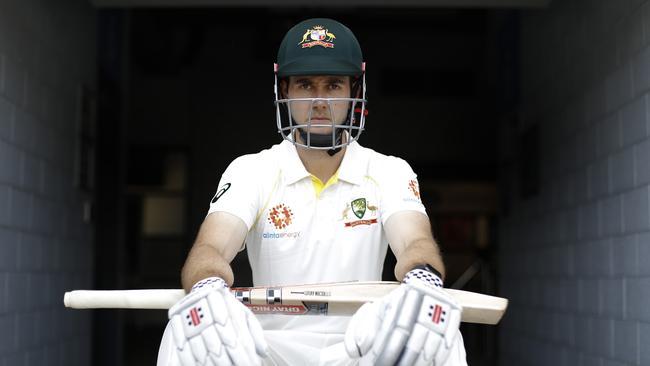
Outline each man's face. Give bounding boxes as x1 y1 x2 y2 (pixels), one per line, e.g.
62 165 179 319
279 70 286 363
283 75 352 135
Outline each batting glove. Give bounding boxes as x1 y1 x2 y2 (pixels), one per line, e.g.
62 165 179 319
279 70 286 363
168 277 268 366
344 267 463 366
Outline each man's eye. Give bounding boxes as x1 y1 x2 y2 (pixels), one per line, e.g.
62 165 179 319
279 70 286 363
299 83 311 89
329 84 342 90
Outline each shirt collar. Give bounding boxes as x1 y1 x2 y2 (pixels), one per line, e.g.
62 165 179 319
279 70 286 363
280 140 311 185
280 140 368 186
337 141 366 185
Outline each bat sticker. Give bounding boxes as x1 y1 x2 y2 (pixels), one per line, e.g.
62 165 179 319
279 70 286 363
290 291 332 297
246 304 308 315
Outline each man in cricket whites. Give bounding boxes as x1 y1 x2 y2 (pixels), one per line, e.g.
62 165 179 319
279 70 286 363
157 18 468 366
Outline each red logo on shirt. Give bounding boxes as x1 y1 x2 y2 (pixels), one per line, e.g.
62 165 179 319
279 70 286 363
268 204 293 229
344 218 378 228
408 180 421 200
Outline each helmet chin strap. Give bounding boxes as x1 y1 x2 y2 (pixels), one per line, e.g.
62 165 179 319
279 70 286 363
297 128 344 156
327 146 343 156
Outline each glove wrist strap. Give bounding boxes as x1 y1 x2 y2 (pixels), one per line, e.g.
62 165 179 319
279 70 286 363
411 263 442 279
403 264 444 288
191 276 228 292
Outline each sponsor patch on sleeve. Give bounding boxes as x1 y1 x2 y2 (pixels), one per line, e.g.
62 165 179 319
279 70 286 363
211 183 231 203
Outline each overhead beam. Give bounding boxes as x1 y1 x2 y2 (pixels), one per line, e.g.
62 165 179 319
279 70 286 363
91 0 550 8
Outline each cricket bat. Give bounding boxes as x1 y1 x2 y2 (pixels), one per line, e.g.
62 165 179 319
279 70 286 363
63 281 507 325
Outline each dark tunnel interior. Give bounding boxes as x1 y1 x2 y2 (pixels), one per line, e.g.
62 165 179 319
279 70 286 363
94 7 517 365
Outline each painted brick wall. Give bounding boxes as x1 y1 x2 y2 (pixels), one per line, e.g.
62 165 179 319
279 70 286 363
499 0 650 365
0 1 95 365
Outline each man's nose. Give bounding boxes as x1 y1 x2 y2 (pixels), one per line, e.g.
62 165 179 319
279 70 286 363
312 97 328 109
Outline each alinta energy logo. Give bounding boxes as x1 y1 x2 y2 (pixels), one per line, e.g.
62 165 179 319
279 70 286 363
298 25 336 49
264 203 301 239
268 203 293 229
408 179 421 200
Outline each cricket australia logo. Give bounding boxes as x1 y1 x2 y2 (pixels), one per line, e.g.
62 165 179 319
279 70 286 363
351 198 366 219
268 204 293 230
298 25 336 49
342 198 378 228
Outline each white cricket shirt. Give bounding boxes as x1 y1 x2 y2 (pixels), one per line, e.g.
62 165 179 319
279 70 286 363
207 140 427 332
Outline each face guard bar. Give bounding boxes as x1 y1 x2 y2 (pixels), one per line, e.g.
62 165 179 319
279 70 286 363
273 71 367 151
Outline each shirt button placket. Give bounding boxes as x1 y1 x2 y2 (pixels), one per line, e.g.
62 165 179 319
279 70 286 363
315 188 332 242
312 185 323 240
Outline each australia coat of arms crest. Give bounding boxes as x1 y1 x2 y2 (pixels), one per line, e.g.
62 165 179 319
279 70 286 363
298 25 336 48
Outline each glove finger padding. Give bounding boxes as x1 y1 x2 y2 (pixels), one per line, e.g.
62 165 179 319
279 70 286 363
396 323 429 366
169 281 267 366
170 294 220 365
374 289 423 366
344 286 409 364
245 302 269 357
344 301 382 357
400 282 463 366
222 291 267 366
346 281 463 366
201 326 228 363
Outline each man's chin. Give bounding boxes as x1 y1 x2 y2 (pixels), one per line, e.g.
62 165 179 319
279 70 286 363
297 127 336 135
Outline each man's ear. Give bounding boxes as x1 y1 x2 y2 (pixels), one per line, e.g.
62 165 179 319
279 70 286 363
279 79 288 98
352 76 362 98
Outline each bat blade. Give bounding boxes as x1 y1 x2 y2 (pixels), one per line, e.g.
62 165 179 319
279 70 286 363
63 281 508 325
444 289 508 325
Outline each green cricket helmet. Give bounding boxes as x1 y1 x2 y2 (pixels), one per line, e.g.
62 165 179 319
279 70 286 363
274 18 368 155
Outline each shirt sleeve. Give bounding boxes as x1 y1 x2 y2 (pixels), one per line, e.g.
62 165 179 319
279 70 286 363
207 156 260 230
379 157 428 225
